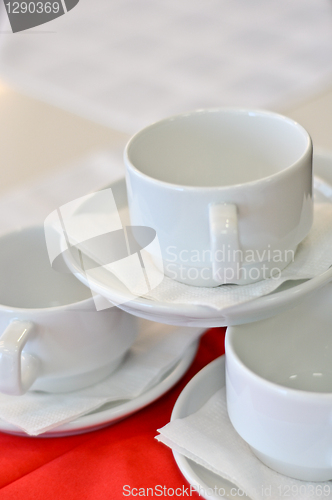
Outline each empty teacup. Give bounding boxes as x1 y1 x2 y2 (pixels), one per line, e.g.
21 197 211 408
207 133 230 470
0 226 138 395
226 282 332 481
125 108 313 286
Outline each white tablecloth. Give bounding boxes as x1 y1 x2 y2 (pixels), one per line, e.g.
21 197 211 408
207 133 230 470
1 0 332 133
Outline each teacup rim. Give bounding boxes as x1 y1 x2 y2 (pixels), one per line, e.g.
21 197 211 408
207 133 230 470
125 106 313 191
225 326 332 400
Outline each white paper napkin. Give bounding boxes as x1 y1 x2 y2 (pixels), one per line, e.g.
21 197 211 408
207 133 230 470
145 203 332 310
156 387 332 500
0 320 204 436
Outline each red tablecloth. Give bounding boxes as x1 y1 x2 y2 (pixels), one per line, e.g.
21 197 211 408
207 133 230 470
0 327 226 500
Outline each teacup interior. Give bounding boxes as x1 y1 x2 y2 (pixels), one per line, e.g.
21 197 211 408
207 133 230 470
0 226 91 309
127 109 310 187
228 283 332 392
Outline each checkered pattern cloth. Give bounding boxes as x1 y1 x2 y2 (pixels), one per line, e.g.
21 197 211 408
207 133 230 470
0 0 332 133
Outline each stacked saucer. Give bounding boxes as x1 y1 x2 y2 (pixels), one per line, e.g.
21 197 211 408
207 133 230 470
62 150 332 328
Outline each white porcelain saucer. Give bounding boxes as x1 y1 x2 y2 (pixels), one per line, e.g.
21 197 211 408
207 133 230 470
63 151 332 328
171 355 250 500
0 340 198 438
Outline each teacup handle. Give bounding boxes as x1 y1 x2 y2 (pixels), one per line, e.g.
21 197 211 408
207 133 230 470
209 203 241 284
0 320 40 395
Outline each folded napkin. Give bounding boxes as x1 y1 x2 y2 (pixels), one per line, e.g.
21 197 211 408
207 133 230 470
156 387 332 500
145 203 332 310
0 320 204 436
57 187 332 313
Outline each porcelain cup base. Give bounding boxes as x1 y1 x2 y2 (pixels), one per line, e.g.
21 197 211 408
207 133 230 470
251 447 332 482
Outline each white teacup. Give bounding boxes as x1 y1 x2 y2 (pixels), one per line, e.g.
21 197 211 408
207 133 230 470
226 282 332 481
125 108 313 286
0 226 138 395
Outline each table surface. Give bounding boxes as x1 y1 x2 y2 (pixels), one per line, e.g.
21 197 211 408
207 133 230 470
1 80 332 195
0 82 331 499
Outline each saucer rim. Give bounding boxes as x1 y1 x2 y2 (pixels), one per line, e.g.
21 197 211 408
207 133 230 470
171 355 249 500
0 340 199 438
